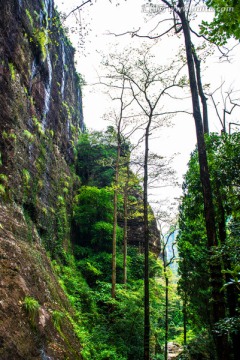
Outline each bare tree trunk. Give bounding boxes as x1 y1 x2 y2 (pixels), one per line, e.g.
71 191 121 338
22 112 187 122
123 160 130 285
164 274 169 360
111 79 125 299
112 138 121 299
192 49 209 134
144 117 152 360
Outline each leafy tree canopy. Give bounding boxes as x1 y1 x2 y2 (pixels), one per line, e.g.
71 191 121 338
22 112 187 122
76 127 130 187
73 185 123 251
201 0 240 44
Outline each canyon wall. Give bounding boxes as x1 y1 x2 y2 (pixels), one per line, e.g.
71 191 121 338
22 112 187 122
0 0 84 358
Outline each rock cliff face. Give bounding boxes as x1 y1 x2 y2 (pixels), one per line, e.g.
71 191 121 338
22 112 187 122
0 0 83 358
0 0 83 253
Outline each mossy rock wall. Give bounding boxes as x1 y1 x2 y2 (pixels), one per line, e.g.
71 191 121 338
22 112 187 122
0 0 84 358
0 203 83 360
0 0 83 253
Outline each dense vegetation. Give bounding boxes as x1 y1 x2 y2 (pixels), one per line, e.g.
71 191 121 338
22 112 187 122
50 129 183 360
177 133 240 359
51 2 240 358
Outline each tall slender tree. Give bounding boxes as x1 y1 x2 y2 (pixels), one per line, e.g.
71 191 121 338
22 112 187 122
100 47 187 305
104 45 189 360
156 2 229 357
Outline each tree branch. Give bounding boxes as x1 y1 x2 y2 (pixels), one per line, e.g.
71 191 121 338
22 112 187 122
63 0 92 21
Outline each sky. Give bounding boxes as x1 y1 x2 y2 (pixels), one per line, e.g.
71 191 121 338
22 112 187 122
54 0 240 223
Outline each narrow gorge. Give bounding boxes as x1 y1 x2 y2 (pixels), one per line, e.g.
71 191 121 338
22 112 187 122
2 2 237 360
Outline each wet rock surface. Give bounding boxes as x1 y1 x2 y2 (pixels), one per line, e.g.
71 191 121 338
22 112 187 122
0 0 83 252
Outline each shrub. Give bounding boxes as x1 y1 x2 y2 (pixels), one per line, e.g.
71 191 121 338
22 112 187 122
0 184 6 196
23 130 34 141
22 169 30 185
9 63 16 80
0 174 8 184
52 310 65 331
23 296 40 327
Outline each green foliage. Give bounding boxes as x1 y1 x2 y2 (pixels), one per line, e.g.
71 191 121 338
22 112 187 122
0 184 6 196
177 330 216 360
14 122 183 358
9 63 16 81
50 225 170 357
52 253 96 314
73 185 122 250
75 71 86 86
2 130 17 140
32 28 48 61
25 9 33 27
22 169 30 185
52 310 65 331
62 101 71 118
214 316 240 335
200 1 240 44
23 129 34 142
23 296 40 327
177 133 240 347
55 197 69 256
177 146 213 331
32 116 44 136
0 174 8 184
74 186 113 223
97 281 145 359
76 251 120 286
62 187 69 194
76 131 117 187
92 220 113 242
127 247 145 280
61 126 182 358
2 131 7 139
52 248 166 360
